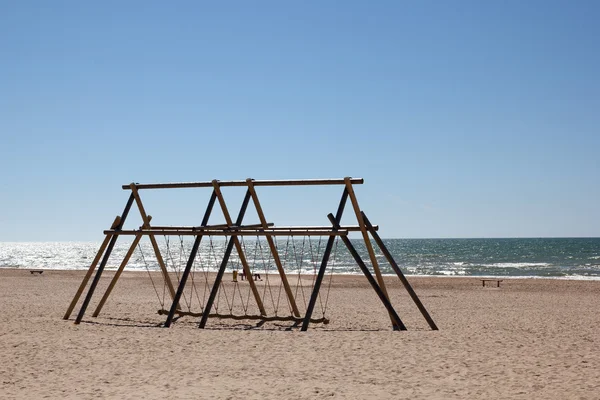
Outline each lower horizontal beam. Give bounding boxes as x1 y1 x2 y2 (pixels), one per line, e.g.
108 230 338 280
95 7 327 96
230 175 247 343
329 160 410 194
136 224 376 232
147 223 274 230
157 309 329 324
259 225 378 232
104 229 348 237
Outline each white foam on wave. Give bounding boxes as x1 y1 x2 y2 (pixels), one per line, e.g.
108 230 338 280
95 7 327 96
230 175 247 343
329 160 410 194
478 262 552 269
437 270 467 276
387 274 600 281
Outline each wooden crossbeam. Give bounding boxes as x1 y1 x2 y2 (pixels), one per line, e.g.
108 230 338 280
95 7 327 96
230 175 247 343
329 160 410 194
147 223 274 230
149 224 376 231
123 178 364 190
103 229 350 236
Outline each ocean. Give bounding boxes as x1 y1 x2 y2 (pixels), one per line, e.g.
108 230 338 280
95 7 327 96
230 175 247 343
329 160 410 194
1 238 599 279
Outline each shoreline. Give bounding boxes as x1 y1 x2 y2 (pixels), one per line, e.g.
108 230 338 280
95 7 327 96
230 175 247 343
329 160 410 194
3 266 600 281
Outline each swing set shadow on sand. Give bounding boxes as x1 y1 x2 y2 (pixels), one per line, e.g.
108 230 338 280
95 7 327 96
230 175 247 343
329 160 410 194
64 177 438 331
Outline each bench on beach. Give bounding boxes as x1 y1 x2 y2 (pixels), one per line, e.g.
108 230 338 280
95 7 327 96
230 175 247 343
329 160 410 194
481 279 502 288
30 270 44 275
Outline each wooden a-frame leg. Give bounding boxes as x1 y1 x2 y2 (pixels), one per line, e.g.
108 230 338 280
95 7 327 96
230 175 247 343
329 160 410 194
210 181 266 317
199 188 252 328
301 188 348 331
74 193 135 324
129 183 179 305
362 212 438 330
164 190 217 327
328 214 406 331
246 178 300 318
63 216 120 320
344 177 396 326
92 214 154 318
344 177 389 296
91 233 144 317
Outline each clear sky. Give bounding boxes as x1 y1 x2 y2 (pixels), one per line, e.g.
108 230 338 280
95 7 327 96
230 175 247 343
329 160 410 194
1 0 599 241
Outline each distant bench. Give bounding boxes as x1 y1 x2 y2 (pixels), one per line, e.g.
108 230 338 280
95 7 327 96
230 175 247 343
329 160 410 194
481 279 502 288
30 270 44 275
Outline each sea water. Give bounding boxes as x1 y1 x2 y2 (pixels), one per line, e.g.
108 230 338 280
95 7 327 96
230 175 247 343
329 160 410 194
1 238 599 279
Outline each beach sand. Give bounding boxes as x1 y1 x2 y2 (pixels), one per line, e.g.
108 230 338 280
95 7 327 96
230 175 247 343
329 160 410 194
1 268 599 399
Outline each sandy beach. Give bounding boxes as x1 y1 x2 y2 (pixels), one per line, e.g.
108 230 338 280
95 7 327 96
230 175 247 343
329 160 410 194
1 268 599 399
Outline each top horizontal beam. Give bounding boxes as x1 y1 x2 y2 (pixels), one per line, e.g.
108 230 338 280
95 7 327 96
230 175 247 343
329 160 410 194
122 178 364 190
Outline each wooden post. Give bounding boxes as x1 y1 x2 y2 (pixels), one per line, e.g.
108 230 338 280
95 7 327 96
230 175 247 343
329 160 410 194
328 214 406 331
91 225 147 318
74 194 135 324
129 183 178 303
209 180 266 317
344 177 397 327
164 190 217 327
199 189 252 328
63 215 120 320
246 178 300 318
362 212 438 330
301 188 348 331
344 177 389 298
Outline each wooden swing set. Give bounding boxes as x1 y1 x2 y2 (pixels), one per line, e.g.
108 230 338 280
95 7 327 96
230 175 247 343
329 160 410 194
64 177 437 331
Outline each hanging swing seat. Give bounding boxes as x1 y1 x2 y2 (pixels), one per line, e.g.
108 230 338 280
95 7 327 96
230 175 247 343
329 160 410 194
156 309 329 324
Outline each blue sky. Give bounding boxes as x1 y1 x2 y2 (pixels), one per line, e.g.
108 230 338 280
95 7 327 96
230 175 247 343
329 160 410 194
1 0 599 241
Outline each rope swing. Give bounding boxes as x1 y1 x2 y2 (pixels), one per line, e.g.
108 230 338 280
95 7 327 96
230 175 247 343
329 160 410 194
151 233 338 326
138 240 167 310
